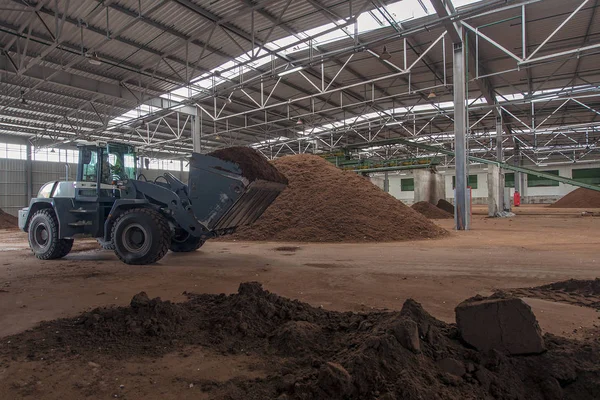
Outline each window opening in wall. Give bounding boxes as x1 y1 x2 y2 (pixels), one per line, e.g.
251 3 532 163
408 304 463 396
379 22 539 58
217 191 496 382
527 170 559 187
505 173 515 188
452 175 478 189
401 178 415 191
572 168 600 185
0 142 27 160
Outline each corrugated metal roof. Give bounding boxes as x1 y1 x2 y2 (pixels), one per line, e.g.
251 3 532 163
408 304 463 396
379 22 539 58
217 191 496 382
0 0 598 162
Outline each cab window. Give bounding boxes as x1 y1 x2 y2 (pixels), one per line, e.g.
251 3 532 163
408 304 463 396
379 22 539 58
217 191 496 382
81 150 98 182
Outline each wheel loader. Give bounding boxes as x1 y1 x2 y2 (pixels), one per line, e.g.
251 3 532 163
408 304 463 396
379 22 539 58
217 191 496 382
18 141 286 265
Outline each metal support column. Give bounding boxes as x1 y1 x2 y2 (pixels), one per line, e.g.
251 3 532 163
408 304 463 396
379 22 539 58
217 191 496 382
453 37 470 230
192 115 201 153
495 116 505 211
25 143 32 201
513 140 521 193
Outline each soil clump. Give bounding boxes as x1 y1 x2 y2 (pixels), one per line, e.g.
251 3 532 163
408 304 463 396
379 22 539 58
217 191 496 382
411 201 454 219
207 146 288 184
549 188 600 208
230 154 447 242
0 208 17 229
437 199 455 214
1 282 599 399
456 294 545 355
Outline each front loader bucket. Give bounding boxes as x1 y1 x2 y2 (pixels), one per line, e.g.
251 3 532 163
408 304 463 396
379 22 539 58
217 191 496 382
212 180 286 231
186 151 286 233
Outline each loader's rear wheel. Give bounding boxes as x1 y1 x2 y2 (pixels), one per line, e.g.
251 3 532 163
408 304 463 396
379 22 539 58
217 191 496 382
112 208 170 265
28 209 73 260
170 230 204 252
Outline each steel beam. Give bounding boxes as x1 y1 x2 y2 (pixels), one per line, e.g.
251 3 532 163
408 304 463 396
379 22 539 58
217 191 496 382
192 115 201 153
495 115 505 211
453 37 470 230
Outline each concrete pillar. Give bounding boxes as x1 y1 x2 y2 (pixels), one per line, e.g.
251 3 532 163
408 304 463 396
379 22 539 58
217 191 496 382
383 172 390 193
487 164 505 216
414 169 445 204
453 36 470 229
514 140 522 194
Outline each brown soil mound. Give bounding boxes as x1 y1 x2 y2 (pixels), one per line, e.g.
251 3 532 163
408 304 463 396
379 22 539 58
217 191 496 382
437 199 455 214
0 208 18 229
208 146 288 183
2 283 599 399
411 201 453 219
549 188 600 208
504 278 600 309
231 154 447 242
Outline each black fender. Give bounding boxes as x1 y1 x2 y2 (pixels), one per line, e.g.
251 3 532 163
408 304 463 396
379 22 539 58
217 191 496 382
131 180 209 238
21 198 55 232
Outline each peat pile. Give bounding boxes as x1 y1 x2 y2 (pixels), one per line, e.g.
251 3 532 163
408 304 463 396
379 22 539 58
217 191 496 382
0 208 17 229
2 282 599 400
437 199 455 214
207 146 288 183
549 188 600 208
231 154 447 242
411 201 453 219
503 278 600 309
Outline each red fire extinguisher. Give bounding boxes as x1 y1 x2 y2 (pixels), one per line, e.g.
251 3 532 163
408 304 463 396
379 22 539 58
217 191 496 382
514 190 521 207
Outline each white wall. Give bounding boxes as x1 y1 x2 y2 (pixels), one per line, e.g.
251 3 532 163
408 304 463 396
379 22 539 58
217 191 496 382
370 171 418 204
370 163 600 205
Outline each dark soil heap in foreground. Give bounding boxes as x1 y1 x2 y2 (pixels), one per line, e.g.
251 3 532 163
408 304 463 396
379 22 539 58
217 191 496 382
437 199 455 214
0 208 17 229
411 201 453 219
549 188 600 208
503 278 600 309
208 146 288 184
231 154 447 242
2 283 599 399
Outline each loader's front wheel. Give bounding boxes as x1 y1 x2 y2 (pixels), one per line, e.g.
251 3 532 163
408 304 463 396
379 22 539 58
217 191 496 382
28 209 73 260
96 238 115 250
170 229 204 252
112 208 170 265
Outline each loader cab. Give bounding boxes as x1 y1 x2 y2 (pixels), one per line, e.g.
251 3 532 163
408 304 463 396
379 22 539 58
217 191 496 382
77 142 137 199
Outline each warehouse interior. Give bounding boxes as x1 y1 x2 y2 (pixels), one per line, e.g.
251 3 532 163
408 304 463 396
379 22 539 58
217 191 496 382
0 0 599 398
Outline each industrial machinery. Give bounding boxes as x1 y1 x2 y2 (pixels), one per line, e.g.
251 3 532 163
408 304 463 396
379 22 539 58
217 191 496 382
18 142 286 265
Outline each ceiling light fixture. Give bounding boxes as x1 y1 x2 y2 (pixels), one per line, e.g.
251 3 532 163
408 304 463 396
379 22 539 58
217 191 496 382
296 119 303 125
19 90 28 106
86 52 102 65
380 46 392 60
278 66 303 77
427 90 437 99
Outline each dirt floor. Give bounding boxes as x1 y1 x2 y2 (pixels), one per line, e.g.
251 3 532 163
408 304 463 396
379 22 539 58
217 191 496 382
0 204 599 398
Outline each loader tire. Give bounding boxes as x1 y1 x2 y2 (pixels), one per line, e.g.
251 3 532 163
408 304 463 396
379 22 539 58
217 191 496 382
170 230 204 252
96 238 115 250
112 208 170 265
28 209 73 260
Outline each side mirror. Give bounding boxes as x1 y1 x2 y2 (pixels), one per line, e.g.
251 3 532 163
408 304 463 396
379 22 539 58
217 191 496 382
82 149 92 164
